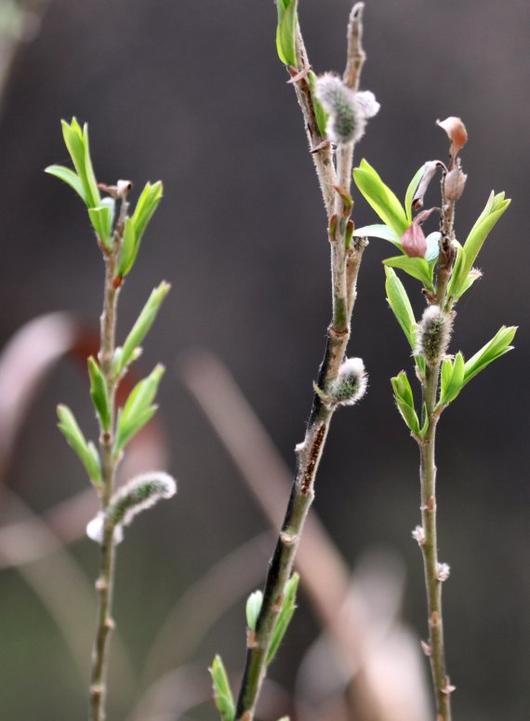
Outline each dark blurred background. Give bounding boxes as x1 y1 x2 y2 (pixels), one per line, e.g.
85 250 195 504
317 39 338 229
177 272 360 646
0 1 528 720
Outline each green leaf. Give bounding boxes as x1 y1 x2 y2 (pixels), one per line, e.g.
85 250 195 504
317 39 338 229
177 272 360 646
267 573 299 665
117 218 137 277
419 401 430 438
87 357 111 431
353 160 409 237
308 70 328 137
383 255 434 291
113 281 171 377
390 371 419 435
117 181 163 277
131 181 163 245
57 404 102 486
404 164 426 222
448 192 510 300
114 364 165 454
463 326 517 385
276 0 298 67
60 118 101 208
246 590 263 631
82 122 102 209
439 352 465 406
88 203 113 249
210 655 235 721
384 267 416 350
352 223 401 246
45 165 87 204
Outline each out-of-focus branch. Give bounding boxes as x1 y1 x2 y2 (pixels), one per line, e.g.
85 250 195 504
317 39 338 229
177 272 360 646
0 489 135 701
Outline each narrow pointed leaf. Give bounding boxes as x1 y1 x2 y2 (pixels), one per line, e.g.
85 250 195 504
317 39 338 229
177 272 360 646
352 223 401 245
113 282 170 376
117 217 137 277
210 655 235 721
87 357 111 431
267 573 299 665
45 165 87 203
130 181 163 245
308 70 328 137
383 255 434 290
276 0 298 67
391 371 419 434
114 364 165 454
57 404 102 486
88 205 113 248
353 160 409 236
385 267 416 349
463 326 517 385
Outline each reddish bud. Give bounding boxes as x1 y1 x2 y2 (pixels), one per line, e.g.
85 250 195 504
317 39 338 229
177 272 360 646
401 221 427 258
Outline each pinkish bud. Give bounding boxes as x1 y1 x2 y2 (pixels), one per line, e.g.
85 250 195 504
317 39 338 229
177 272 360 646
401 221 427 258
436 116 468 159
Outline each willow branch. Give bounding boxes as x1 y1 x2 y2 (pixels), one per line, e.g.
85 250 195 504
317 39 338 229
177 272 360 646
416 179 456 721
234 7 368 720
89 194 128 721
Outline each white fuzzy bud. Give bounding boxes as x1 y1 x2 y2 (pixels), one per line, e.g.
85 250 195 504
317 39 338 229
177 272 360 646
315 74 380 145
87 471 176 544
436 562 451 582
412 525 426 545
327 357 368 407
416 305 452 366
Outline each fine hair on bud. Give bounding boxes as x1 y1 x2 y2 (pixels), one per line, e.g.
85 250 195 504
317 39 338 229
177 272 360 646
417 305 452 366
315 73 379 145
328 357 368 407
87 471 176 544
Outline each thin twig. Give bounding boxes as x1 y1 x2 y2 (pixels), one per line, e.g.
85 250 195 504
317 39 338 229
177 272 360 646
89 196 128 721
234 7 368 719
416 175 455 721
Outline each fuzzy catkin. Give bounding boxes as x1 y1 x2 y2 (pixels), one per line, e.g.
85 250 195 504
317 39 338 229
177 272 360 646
87 472 176 544
315 74 379 145
328 357 368 406
417 306 452 365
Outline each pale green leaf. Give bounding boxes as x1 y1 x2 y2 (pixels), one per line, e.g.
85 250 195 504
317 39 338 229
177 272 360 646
383 255 434 291
353 160 409 236
45 165 87 204
385 267 416 349
210 655 235 721
276 0 298 67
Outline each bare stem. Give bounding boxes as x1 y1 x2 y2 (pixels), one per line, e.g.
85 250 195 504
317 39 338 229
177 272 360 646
89 195 128 721
235 8 367 720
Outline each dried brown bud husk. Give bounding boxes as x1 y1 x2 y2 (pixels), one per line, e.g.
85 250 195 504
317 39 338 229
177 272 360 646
436 116 468 161
444 167 467 201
